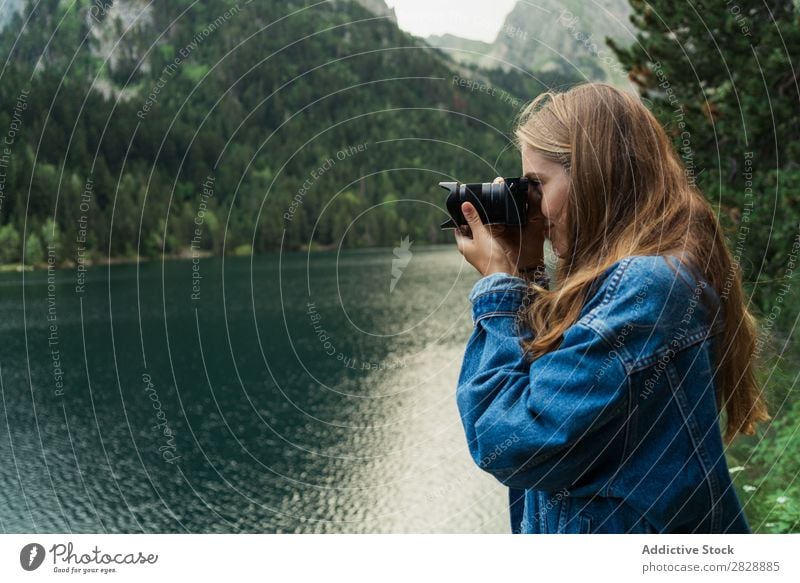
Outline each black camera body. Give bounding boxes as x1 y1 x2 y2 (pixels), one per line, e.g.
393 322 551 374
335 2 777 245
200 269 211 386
439 177 530 230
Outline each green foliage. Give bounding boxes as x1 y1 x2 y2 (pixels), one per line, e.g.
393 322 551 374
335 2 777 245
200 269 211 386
0 224 20 264
0 0 795 534
182 63 210 83
731 370 800 533
0 0 583 263
41 217 63 262
609 0 800 310
24 231 43 265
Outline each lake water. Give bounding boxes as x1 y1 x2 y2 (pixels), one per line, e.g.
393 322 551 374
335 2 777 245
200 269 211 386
0 246 510 533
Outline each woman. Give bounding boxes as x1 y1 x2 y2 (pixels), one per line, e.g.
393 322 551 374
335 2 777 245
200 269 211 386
453 82 770 534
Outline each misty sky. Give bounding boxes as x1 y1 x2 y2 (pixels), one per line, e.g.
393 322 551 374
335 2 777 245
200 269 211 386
385 0 520 43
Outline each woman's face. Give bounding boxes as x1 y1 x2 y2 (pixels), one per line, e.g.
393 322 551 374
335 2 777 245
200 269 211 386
521 145 570 258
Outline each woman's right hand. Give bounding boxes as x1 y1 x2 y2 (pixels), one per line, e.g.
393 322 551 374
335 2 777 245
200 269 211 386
487 176 546 275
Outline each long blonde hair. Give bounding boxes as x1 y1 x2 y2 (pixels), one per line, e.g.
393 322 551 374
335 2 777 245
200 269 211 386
514 82 770 444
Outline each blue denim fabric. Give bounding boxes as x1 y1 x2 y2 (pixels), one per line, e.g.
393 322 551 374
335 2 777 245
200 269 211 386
456 255 751 534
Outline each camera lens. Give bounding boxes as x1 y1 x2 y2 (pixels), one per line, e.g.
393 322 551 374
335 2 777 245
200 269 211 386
439 177 530 229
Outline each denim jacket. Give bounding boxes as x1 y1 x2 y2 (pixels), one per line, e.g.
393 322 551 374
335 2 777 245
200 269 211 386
456 254 750 533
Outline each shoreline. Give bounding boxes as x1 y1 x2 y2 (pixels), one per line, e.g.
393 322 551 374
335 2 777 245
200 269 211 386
0 242 452 272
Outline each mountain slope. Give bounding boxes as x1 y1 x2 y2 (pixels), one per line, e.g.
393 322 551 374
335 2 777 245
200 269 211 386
353 0 397 22
0 0 23 30
427 0 633 85
424 34 493 69
0 0 581 262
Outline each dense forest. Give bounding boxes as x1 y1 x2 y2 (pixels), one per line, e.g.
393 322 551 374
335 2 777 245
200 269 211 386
0 0 796 320
610 0 800 315
609 0 799 533
0 0 798 533
0 0 577 265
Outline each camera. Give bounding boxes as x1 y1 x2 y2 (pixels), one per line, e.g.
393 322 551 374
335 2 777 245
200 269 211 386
439 177 532 230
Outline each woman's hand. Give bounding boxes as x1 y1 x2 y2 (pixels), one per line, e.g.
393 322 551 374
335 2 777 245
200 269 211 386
454 177 546 277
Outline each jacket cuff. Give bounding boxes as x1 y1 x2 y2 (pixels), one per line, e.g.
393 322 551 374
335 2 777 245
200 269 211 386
468 272 529 323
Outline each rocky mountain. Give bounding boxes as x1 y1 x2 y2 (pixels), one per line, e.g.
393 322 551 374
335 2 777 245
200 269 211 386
0 0 582 261
352 0 397 23
0 0 24 29
424 34 493 69
425 0 634 86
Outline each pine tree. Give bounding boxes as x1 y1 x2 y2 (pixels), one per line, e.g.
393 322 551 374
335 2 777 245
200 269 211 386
609 0 799 177
608 0 800 304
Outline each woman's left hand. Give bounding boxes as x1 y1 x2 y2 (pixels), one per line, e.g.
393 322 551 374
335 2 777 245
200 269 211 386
454 179 546 277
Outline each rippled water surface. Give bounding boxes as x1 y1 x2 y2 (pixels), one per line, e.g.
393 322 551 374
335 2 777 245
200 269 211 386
0 246 510 533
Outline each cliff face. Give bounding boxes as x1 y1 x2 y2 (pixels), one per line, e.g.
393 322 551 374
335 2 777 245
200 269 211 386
491 0 633 76
86 0 155 74
0 0 24 29
352 0 397 23
425 0 633 85
424 34 494 69
1 0 566 258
